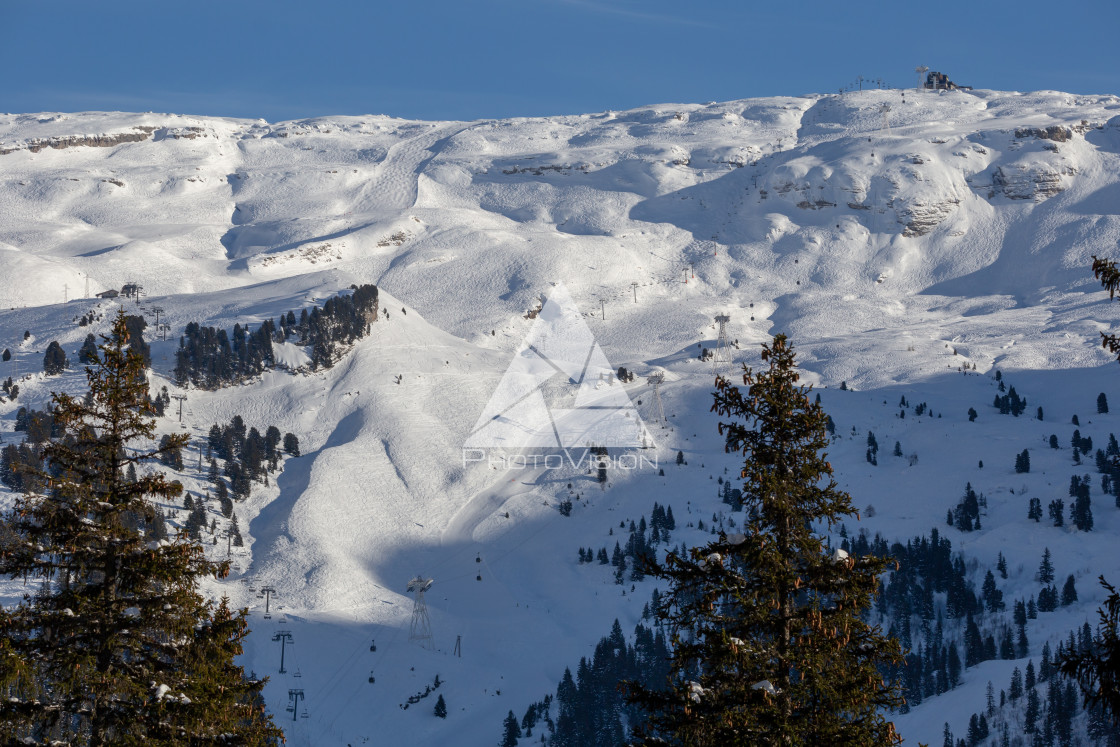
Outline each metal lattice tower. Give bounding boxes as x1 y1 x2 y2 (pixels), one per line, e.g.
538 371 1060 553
879 103 892 135
407 576 434 649
915 65 929 91
646 372 666 424
712 315 733 372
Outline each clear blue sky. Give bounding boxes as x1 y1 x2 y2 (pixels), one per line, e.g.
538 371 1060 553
3 0 1117 122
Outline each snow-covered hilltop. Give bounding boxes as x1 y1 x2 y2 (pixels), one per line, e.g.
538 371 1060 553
3 89 1120 745
3 90 1120 380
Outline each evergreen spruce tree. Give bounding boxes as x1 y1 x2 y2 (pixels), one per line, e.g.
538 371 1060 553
1010 667 1024 702
948 643 962 688
0 311 283 745
1072 490 1094 531
1061 575 1078 606
282 432 300 457
1100 392 1110 414
1028 497 1042 522
1024 688 1040 734
1039 548 1055 584
42 341 67 376
981 570 1004 613
501 709 522 747
434 693 447 719
626 335 903 746
1059 575 1120 727
79 333 99 365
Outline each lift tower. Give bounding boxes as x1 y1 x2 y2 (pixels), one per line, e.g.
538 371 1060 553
408 576 434 650
711 315 733 373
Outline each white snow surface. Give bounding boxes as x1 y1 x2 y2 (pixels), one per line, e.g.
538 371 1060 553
2 89 1120 744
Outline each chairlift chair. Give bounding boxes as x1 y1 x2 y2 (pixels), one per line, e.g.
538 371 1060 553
369 640 377 652
368 671 376 684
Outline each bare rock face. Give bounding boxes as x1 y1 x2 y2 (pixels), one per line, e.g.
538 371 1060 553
0 127 157 155
898 198 961 237
992 164 1072 200
1014 125 1073 142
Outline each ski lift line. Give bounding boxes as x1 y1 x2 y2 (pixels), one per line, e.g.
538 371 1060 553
313 625 389 707
321 625 407 735
338 477 610 704
315 627 398 734
319 619 407 731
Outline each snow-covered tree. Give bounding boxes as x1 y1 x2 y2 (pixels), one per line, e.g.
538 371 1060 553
0 311 283 745
627 334 903 745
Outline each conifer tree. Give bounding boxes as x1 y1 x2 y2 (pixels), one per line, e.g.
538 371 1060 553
626 334 903 746
1059 576 1120 727
1039 548 1055 584
1061 575 1078 606
1024 687 1040 734
501 709 522 747
1009 667 1023 702
79 333 99 364
42 341 67 376
1071 489 1094 532
0 310 283 745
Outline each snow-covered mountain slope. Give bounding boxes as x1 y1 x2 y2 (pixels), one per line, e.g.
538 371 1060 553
3 88 1120 745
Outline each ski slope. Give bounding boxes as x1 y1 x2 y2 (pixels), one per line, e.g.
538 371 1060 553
2 88 1120 744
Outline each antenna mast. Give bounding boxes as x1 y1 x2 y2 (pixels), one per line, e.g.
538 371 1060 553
407 576 434 649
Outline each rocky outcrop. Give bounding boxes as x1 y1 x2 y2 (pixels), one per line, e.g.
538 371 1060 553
1014 126 1072 142
0 127 157 155
991 165 1072 200
898 198 960 237
154 126 205 140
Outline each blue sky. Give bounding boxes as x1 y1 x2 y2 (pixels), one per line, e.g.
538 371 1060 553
3 0 1117 121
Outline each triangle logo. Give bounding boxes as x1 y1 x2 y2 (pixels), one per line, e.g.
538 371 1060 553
465 283 649 449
